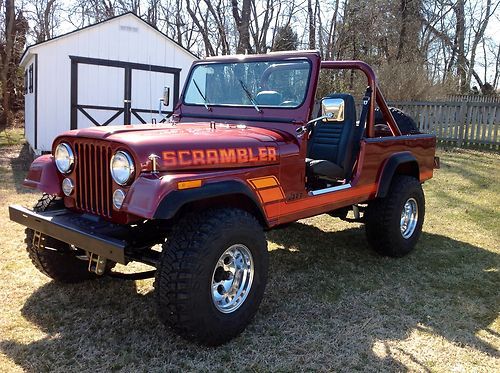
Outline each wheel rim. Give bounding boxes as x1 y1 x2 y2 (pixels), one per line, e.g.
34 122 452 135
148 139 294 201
211 244 254 314
400 197 418 239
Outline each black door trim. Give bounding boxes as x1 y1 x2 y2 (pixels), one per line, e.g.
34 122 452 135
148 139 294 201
69 56 182 74
70 56 181 130
34 54 39 149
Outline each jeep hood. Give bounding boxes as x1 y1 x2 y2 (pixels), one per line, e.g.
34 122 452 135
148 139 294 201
57 122 287 171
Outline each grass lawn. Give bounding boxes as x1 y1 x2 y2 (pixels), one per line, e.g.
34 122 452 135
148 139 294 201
0 128 498 372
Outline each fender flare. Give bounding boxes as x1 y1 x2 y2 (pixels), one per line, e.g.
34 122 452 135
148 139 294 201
153 180 267 224
23 154 62 195
376 152 419 198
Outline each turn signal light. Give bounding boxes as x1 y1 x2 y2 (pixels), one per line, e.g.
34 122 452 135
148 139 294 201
113 189 126 209
62 178 74 196
177 179 202 190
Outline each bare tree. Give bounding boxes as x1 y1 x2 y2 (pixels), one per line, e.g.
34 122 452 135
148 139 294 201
232 0 252 53
26 0 61 42
493 43 500 90
396 0 422 61
465 0 500 89
0 0 28 129
307 0 314 49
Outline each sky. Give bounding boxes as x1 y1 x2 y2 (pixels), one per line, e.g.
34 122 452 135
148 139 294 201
29 0 500 88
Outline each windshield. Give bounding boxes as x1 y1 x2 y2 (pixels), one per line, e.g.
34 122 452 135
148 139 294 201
184 59 311 109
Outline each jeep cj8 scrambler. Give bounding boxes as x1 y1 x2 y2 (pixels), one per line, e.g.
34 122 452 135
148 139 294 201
10 51 438 345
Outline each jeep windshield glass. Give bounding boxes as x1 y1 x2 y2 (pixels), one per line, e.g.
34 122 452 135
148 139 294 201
184 59 311 109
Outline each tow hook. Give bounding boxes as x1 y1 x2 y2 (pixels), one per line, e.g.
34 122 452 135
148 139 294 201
88 252 107 275
352 205 361 220
434 156 441 169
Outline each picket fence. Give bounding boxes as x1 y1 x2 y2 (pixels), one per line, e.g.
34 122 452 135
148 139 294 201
446 95 500 104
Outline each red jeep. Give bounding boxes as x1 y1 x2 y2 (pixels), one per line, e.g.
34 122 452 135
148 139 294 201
10 51 437 345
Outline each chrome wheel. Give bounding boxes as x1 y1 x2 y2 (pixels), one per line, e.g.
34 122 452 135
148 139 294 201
400 197 418 239
211 244 254 314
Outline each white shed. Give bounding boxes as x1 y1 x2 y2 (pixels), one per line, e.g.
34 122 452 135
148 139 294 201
21 12 197 154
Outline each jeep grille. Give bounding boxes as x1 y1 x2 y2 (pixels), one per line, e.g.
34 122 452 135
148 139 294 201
74 142 113 218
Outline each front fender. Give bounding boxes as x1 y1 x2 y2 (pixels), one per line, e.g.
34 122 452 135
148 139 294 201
23 155 62 195
122 176 266 224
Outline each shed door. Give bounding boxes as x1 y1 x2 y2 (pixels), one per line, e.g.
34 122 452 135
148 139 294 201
76 64 125 127
70 56 181 129
130 70 175 124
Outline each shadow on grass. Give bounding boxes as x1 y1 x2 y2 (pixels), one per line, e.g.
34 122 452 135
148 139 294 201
1 223 498 371
5 143 34 194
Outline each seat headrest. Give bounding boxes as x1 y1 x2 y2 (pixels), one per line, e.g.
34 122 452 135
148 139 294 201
256 91 282 106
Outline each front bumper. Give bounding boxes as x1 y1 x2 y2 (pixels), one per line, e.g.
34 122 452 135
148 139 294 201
9 205 127 264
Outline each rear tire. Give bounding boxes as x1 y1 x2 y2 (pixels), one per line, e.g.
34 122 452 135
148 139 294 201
365 176 425 257
25 194 98 283
154 208 268 346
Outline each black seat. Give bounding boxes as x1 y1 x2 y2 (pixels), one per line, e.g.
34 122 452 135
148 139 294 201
306 93 357 181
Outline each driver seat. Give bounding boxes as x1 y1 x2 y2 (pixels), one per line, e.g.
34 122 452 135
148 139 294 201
306 93 357 181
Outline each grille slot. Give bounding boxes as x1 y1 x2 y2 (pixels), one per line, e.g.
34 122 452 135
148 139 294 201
74 142 112 218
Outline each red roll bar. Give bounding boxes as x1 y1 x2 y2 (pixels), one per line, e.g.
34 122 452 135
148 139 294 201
320 61 401 137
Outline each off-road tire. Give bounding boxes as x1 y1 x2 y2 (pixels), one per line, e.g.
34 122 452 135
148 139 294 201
25 194 97 283
375 107 420 135
154 208 268 346
365 176 425 257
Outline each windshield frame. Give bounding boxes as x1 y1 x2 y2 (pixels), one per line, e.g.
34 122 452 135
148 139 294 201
182 58 313 110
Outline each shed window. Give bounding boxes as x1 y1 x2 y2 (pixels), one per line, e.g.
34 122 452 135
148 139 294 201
24 70 28 94
29 64 33 93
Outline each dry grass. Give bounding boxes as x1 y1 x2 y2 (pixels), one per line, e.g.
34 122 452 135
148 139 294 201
0 130 498 372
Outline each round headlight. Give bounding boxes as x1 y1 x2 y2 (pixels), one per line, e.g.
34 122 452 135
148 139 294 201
54 143 74 173
110 151 135 185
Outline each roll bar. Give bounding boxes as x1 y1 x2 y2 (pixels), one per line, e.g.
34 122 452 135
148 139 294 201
320 61 401 137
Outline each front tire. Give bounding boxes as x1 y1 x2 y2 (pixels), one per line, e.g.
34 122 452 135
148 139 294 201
25 194 98 283
154 208 268 346
365 176 425 257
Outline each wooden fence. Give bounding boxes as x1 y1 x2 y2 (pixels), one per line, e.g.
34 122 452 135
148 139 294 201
446 95 500 104
387 100 499 149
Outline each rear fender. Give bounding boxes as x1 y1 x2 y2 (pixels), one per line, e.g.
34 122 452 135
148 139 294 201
376 152 419 198
23 155 62 195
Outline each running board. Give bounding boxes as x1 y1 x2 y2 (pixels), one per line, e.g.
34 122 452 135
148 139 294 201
309 183 352 196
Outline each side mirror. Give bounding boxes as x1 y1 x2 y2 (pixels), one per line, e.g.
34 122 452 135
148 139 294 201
163 87 170 106
321 98 345 122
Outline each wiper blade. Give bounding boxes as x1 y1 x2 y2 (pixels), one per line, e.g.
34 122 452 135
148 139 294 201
239 79 261 113
193 79 210 111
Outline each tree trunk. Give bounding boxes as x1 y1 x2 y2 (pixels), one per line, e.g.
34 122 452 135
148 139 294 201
307 0 315 49
465 0 494 90
493 44 500 90
232 0 252 54
454 0 467 93
0 0 16 130
326 0 340 59
396 0 422 61
186 0 215 56
204 0 230 55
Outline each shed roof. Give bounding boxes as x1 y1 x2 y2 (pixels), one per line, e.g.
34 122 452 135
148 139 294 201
20 12 197 66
